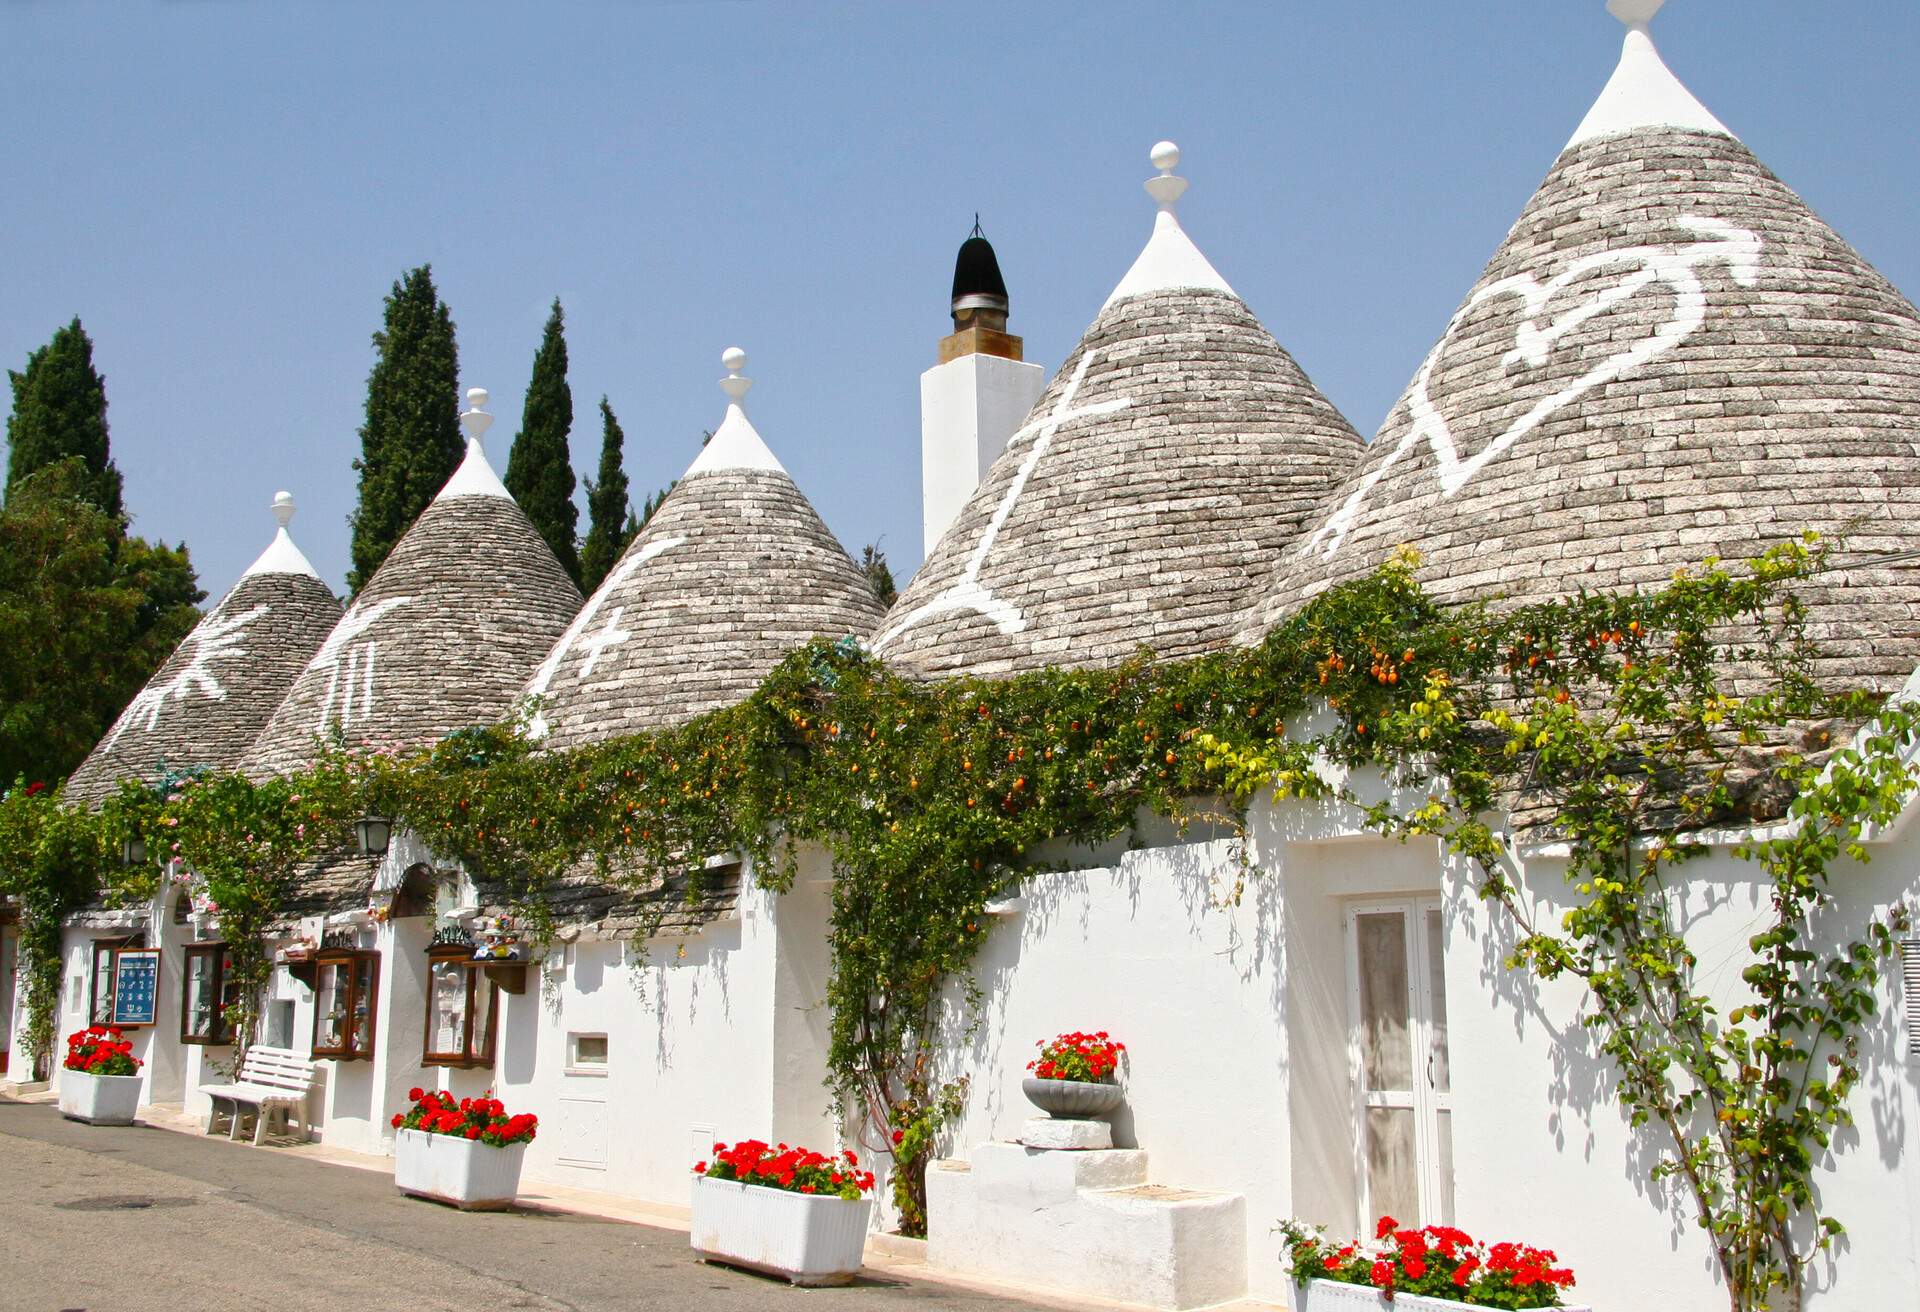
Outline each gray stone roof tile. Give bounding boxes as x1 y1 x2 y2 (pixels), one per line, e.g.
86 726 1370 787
246 492 583 776
875 287 1363 680
66 567 342 808
1244 127 1920 695
527 466 883 746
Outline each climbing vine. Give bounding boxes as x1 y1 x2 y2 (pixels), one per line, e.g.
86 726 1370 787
0 536 1910 1304
0 785 108 1078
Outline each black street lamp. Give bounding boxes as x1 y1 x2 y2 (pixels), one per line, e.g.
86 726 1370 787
119 835 147 868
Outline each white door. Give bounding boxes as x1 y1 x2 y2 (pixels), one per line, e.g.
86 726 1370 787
1347 899 1453 1228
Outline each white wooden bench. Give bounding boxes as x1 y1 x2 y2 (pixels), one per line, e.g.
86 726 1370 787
200 1045 318 1146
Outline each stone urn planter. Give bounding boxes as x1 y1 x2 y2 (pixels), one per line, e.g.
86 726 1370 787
393 1128 527 1210
1294 1279 1591 1312
691 1177 873 1286
58 1069 142 1126
1022 1076 1124 1119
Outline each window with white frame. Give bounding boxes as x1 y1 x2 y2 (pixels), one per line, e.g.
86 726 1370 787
567 1032 609 1075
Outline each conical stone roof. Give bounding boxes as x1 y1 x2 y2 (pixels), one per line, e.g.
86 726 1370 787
875 142 1364 680
1245 3 1920 695
525 349 884 748
66 494 341 808
246 391 583 777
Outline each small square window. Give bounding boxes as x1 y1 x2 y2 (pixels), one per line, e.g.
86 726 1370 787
567 1032 608 1075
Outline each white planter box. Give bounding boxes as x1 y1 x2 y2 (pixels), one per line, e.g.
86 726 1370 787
393 1128 527 1210
1294 1278 1591 1312
691 1176 873 1286
58 1069 142 1126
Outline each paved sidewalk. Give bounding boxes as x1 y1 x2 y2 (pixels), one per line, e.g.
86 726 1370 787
0 1097 1064 1312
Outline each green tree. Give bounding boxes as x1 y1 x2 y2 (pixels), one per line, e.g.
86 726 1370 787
6 317 123 517
0 460 202 785
637 484 674 532
860 543 897 607
579 396 637 594
348 266 461 593
504 299 580 584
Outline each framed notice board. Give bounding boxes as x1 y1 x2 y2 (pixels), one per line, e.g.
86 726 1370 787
111 948 161 1027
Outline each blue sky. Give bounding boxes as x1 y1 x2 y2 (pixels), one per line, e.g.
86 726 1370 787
5 1 1918 603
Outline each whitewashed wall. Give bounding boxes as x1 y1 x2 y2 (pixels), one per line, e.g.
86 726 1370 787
1431 831 1920 1311
54 886 200 1108
383 848 840 1209
917 787 1920 1309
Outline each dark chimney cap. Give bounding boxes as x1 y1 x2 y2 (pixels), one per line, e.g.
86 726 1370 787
951 222 1009 315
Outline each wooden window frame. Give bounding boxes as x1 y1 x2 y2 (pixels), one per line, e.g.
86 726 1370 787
89 940 119 1026
422 946 498 1069
88 935 142 1026
179 943 240 1046
311 948 379 1061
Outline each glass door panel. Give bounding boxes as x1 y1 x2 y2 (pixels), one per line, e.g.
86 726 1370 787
1350 899 1454 1229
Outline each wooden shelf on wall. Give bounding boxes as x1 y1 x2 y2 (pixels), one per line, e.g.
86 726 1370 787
482 961 529 995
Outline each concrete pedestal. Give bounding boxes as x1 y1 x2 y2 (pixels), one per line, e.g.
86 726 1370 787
926 1141 1245 1310
1018 1116 1111 1150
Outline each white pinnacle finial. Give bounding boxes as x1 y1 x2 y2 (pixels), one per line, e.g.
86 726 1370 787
1607 0 1664 29
719 347 752 406
240 488 320 579
435 384 513 501
460 387 494 444
1102 138 1233 309
1569 0 1730 147
680 345 784 479
1144 140 1188 209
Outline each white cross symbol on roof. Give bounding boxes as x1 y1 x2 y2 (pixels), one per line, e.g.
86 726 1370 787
575 606 632 681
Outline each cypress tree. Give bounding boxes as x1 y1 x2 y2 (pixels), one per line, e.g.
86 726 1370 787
504 299 579 584
5 318 123 517
347 266 461 593
860 543 897 608
579 396 638 594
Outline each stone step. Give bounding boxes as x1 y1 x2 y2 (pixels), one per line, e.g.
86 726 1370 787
927 1142 1246 1311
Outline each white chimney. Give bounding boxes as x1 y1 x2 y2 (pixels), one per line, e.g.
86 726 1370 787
920 221 1046 556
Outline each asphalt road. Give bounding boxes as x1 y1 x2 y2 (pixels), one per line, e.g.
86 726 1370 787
0 1098 1053 1312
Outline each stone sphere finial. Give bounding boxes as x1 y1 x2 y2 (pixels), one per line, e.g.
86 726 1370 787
1607 0 1664 28
271 491 295 528
1145 140 1188 208
720 347 752 405
460 386 494 443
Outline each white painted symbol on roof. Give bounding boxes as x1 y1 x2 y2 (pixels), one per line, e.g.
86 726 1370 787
576 607 631 680
522 534 688 739
308 595 415 733
1304 215 1762 560
874 350 1131 650
102 604 271 748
